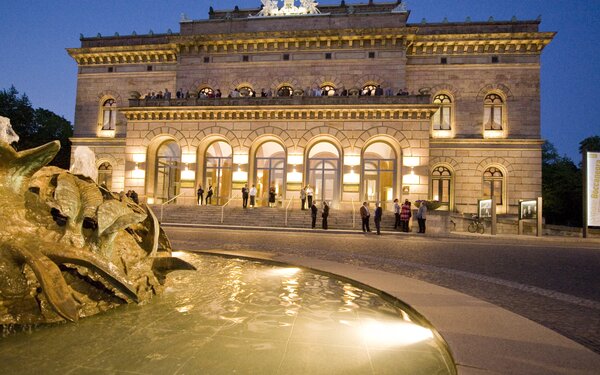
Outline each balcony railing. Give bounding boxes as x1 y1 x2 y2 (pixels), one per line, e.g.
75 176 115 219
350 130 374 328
128 94 431 108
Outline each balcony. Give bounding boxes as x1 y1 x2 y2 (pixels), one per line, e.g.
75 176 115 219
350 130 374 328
128 95 432 108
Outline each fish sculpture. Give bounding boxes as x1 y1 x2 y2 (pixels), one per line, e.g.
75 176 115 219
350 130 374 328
0 117 195 324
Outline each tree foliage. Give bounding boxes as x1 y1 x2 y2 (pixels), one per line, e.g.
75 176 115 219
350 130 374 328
0 85 72 169
579 135 600 153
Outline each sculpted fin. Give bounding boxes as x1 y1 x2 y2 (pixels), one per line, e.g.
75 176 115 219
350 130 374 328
0 140 60 193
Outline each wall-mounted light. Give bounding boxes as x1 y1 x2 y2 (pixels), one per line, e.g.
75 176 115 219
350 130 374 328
180 164 195 181
344 154 361 166
287 154 303 166
147 197 154 204
287 166 303 183
343 167 360 184
181 153 196 164
132 153 146 163
232 165 248 182
402 168 419 185
132 164 145 179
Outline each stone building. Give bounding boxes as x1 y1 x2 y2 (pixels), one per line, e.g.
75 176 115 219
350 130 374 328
67 0 554 214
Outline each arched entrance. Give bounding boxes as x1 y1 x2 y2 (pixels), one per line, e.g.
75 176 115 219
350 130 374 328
155 140 181 203
362 142 396 209
307 141 340 205
254 141 286 206
205 141 233 205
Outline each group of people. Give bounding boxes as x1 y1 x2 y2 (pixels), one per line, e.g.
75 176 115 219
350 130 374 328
124 190 139 204
196 185 214 205
360 199 428 235
241 184 258 208
299 185 314 210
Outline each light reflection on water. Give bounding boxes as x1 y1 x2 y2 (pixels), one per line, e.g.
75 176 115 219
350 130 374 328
0 253 456 375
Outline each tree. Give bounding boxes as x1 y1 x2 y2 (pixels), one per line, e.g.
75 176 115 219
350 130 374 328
0 86 72 169
579 135 600 153
542 141 582 227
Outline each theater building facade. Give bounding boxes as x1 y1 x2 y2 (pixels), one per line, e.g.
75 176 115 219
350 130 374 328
68 0 554 214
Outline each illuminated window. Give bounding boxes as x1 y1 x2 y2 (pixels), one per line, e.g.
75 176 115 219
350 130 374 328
432 94 452 130
362 84 377 96
98 162 113 191
238 86 255 97
199 87 214 98
483 167 503 204
321 84 336 96
431 166 452 210
483 94 504 130
277 85 294 97
101 99 116 130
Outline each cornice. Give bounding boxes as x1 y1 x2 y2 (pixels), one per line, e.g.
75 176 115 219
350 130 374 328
70 137 127 145
67 44 178 65
120 104 437 122
406 32 555 56
430 139 544 147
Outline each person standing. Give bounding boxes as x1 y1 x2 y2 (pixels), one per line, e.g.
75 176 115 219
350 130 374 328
306 185 314 208
249 184 257 207
242 184 249 208
310 201 318 229
416 201 427 234
393 198 401 230
374 203 382 235
268 185 276 207
205 185 213 205
300 186 307 210
360 201 371 233
322 201 329 230
400 199 411 232
197 185 204 205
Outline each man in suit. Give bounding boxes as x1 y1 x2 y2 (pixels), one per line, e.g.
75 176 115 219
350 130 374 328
322 201 329 230
374 202 383 235
360 201 371 232
242 184 249 208
310 201 318 229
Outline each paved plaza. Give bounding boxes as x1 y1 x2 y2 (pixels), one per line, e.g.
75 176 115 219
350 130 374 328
165 226 600 356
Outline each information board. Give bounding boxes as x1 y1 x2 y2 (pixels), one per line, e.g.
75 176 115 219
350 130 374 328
587 152 600 227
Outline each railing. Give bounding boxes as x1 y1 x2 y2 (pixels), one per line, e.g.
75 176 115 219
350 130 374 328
351 198 357 229
284 197 294 227
220 194 238 224
160 193 184 222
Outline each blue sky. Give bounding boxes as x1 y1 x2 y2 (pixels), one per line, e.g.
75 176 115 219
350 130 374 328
0 0 598 161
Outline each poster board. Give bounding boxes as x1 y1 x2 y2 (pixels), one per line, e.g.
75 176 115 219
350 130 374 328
519 199 538 220
587 152 600 227
478 198 492 218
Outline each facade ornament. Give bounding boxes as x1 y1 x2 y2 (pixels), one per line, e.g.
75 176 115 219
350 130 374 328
254 0 321 17
391 2 408 13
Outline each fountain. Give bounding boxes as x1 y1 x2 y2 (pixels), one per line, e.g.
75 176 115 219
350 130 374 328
0 116 194 325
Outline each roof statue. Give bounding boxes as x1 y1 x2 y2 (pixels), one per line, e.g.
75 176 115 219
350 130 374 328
254 0 321 17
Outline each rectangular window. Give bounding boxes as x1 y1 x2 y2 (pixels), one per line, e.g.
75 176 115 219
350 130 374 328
368 52 375 59
325 53 332 60
242 55 249 62
203 57 210 63
147 65 153 71
441 57 448 64
492 56 499 64
283 53 290 61
107 67 114 73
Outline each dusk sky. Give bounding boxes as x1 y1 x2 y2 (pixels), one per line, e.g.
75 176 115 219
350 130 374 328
0 0 598 161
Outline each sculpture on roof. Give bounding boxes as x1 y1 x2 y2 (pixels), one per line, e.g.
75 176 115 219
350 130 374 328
254 0 320 17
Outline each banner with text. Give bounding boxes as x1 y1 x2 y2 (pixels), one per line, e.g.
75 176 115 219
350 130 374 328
588 152 600 227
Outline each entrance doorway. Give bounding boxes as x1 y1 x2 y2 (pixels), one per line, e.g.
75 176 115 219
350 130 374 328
307 141 340 205
155 140 181 203
205 141 233 205
362 142 396 210
255 141 286 207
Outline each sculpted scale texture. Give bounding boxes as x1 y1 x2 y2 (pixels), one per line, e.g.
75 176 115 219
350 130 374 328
0 118 194 324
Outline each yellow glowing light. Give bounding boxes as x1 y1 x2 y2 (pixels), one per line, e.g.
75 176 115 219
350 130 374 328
344 154 361 166
343 168 360 184
175 305 194 313
232 169 248 182
180 165 195 181
287 170 303 183
132 153 146 163
287 154 303 165
146 197 154 204
403 156 420 167
484 130 505 139
402 169 419 185
181 153 196 164
132 165 145 179
360 320 434 347
233 153 249 165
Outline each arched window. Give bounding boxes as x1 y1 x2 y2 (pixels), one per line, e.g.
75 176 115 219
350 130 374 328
98 162 113 191
307 142 340 205
483 93 504 130
255 141 286 206
199 87 214 98
155 140 181 203
205 141 233 205
101 99 116 130
483 167 504 204
277 86 294 97
238 86 255 97
321 84 336 96
432 94 452 131
361 84 377 96
431 166 452 210
362 142 396 209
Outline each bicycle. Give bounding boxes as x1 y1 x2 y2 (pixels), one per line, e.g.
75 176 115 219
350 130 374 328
467 215 485 234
